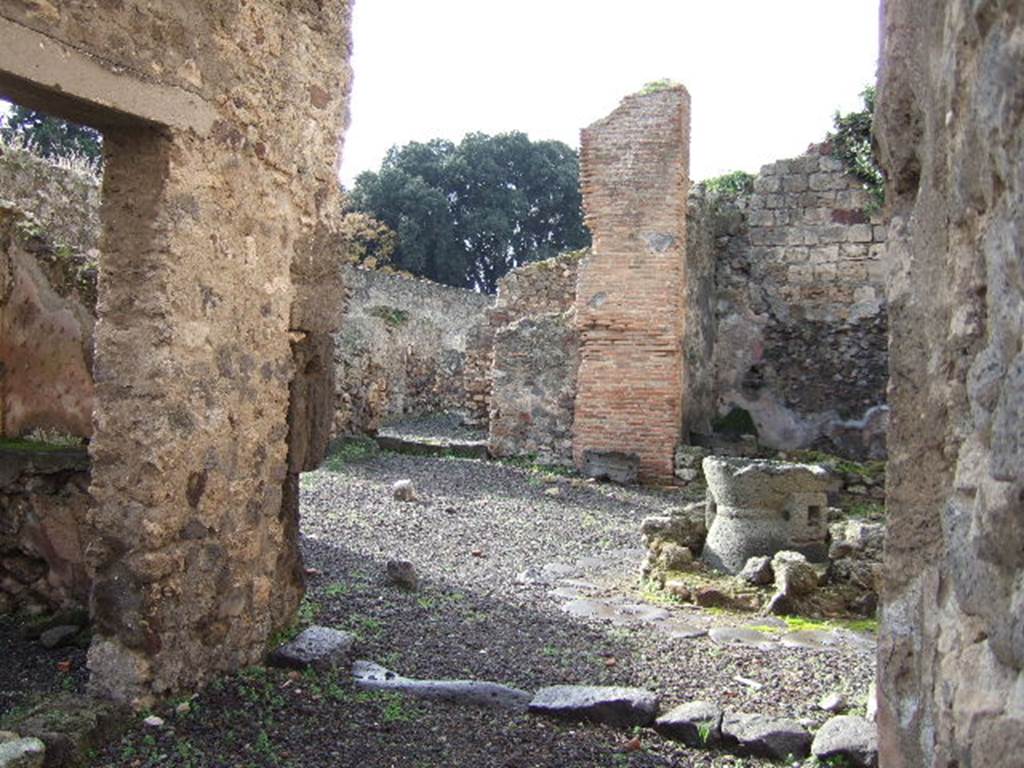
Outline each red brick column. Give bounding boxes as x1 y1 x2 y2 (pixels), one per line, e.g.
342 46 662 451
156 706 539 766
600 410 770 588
573 87 690 482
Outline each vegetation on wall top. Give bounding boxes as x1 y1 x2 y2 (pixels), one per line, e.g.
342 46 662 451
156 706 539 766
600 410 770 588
829 86 884 210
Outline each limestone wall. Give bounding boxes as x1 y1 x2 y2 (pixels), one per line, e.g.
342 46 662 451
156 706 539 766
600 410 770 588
488 253 581 462
334 266 493 434
875 1 1024 765
574 87 691 482
705 144 889 459
0 1 353 703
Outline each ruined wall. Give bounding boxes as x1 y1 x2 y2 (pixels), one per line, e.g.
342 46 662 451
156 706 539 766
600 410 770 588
334 266 493 434
0 207 95 438
0 1 352 703
875 1 1024 765
707 144 889 459
488 253 581 462
0 445 92 614
574 87 691 482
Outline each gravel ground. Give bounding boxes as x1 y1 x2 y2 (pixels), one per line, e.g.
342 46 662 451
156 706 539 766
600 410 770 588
378 413 487 444
4 448 875 767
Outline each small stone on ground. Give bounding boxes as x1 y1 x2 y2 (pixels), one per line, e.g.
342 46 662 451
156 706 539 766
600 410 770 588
0 737 45 768
654 700 723 746
267 626 355 671
721 712 812 760
811 714 878 767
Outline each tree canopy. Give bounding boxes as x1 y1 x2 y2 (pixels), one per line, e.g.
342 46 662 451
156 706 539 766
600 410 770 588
0 104 102 165
347 132 590 292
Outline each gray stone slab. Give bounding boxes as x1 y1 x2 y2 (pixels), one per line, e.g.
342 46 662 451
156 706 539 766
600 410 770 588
708 627 777 649
654 700 723 746
267 626 355 671
779 629 839 649
811 715 878 767
581 450 639 485
352 661 531 712
721 712 812 760
529 685 659 728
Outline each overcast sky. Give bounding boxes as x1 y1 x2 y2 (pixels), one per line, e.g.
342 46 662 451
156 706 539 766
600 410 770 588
341 0 880 186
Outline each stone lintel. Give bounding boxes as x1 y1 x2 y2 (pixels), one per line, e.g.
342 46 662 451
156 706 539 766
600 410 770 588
0 16 215 134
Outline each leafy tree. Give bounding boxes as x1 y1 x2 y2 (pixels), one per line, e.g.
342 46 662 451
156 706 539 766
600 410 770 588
348 132 589 292
829 86 883 209
336 212 398 269
0 104 102 165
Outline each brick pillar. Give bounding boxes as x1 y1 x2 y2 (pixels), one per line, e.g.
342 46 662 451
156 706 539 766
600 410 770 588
573 87 690 482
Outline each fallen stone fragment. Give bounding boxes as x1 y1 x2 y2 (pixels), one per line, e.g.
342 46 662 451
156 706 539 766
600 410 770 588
142 716 163 728
2 694 126 768
654 700 723 746
771 551 818 597
721 712 812 760
543 486 562 497
811 715 878 767
267 626 355 671
352 661 531 712
385 559 418 590
39 625 80 650
391 479 416 502
817 692 848 713
528 685 659 728
0 737 45 768
737 556 773 586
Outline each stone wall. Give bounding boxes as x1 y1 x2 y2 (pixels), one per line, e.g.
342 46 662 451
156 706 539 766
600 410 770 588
0 445 92 614
334 265 493 434
876 1 1024 765
705 144 889 459
488 253 581 462
0 1 353 704
0 206 96 438
574 87 691 482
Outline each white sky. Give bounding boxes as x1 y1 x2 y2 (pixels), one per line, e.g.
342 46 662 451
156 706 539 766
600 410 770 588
341 0 880 186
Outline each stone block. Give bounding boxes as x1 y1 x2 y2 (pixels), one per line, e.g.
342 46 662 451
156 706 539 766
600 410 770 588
267 626 355 671
529 685 659 728
581 450 640 485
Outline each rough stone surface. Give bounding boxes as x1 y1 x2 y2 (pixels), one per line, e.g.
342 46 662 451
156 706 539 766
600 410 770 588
811 715 878 767
581 451 640 485
334 266 493 434
528 685 659 728
737 556 773 586
0 445 91 612
0 737 45 768
875 1 1024 765
38 625 80 650
352 660 531 712
488 309 578 464
653 700 723 746
573 87 691 482
0 1 354 702
771 551 818 597
702 457 831 573
720 711 812 760
385 559 418 590
267 626 355 671
701 143 889 459
391 480 417 502
2 693 125 768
